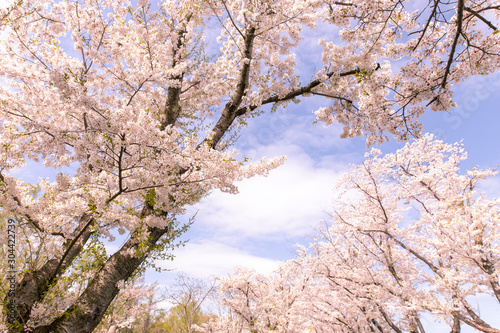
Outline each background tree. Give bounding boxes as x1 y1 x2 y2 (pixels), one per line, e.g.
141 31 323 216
201 134 500 333
0 0 499 332
163 273 217 333
158 302 214 333
201 265 310 333
93 273 216 333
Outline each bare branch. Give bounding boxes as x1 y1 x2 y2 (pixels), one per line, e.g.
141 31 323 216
464 6 498 31
441 0 464 88
412 0 440 51
221 0 244 37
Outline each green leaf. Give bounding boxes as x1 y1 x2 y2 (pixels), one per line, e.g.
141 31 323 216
145 188 156 207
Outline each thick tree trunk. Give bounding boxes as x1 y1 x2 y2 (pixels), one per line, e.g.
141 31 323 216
160 25 188 130
5 214 94 332
31 223 169 333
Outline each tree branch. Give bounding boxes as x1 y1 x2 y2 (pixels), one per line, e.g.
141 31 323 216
464 6 498 31
456 313 500 333
234 68 361 118
201 26 256 149
412 0 440 51
441 0 464 88
160 22 190 130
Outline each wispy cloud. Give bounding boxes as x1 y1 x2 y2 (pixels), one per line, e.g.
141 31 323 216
166 113 359 280
193 146 346 241
160 240 279 279
190 111 357 241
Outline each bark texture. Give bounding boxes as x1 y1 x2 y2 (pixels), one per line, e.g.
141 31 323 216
6 214 94 332
32 222 169 333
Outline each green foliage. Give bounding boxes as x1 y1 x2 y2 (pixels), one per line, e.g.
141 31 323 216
159 301 214 333
117 300 215 333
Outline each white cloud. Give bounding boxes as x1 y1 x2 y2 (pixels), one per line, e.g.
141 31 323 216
192 140 349 242
157 121 355 281
160 240 279 279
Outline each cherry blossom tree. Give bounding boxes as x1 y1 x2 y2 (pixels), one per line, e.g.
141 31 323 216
0 0 499 331
202 134 500 333
94 274 216 333
200 264 310 333
165 273 217 333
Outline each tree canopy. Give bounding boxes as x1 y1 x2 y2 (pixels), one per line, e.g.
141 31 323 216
0 0 498 332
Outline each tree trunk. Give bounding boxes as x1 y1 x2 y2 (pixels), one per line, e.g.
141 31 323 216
31 223 169 333
5 214 94 333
